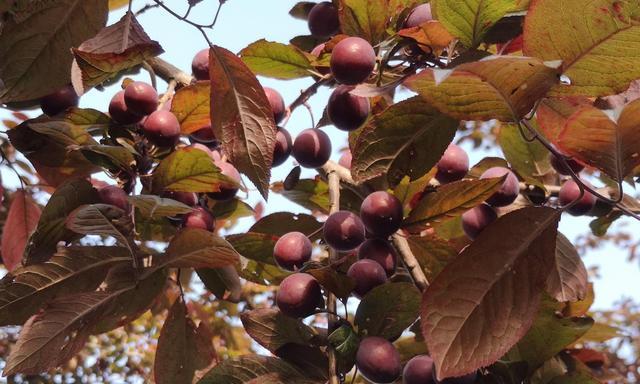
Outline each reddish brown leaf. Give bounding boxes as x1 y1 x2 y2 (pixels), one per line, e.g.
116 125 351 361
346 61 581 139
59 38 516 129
398 21 454 55
422 207 560 379
171 81 211 135
546 233 589 303
1 191 41 271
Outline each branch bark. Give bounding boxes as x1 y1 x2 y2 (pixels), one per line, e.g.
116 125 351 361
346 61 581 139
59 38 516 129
326 171 341 384
146 57 193 87
392 233 429 292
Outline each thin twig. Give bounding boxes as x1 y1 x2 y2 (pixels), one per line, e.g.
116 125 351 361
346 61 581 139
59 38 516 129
142 61 157 90
392 233 429 291
326 171 341 384
283 77 332 127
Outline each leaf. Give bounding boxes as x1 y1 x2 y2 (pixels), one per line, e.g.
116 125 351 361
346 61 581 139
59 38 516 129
240 39 313 80
406 234 458 281
226 232 290 286
355 282 421 340
351 96 458 185
209 45 278 199
289 2 316 20
432 0 516 47
108 0 129 10
209 198 255 221
128 195 194 218
24 179 100 265
328 324 360 374
404 56 559 122
71 11 163 95
271 178 363 214
162 228 240 269
578 323 622 343
1 191 41 271
546 233 588 303
498 122 552 189
523 0 640 97
196 266 242 302
240 308 319 353
78 145 136 173
422 207 561 379
197 355 318 384
404 177 505 228
307 266 355 300
0 0 108 102
393 171 437 215
65 204 133 249
0 246 130 326
152 146 239 193
397 21 455 55
249 212 322 240
171 81 211 135
338 0 389 44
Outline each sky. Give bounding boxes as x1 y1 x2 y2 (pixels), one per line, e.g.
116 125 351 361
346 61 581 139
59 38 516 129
1 0 639 311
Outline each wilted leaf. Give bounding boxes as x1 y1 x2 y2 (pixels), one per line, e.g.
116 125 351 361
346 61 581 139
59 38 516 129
226 232 290 285
406 234 458 281
71 11 163 94
240 39 313 79
0 0 108 102
171 81 211 135
240 308 319 353
162 228 240 269
352 96 458 185
128 195 194 218
209 45 278 199
546 233 589 303
523 0 640 97
338 0 389 44
405 56 559 122
422 207 560 379
197 355 317 384
1 191 41 271
498 122 552 188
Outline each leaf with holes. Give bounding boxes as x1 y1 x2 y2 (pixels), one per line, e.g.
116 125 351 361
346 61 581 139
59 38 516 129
1 191 41 271
161 228 240 269
240 39 313 80
171 81 211 135
546 233 589 303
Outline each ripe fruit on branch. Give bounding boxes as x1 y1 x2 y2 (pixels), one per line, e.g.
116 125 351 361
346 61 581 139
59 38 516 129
273 231 313 271
98 185 129 211
403 354 435 384
404 3 433 28
549 153 585 176
307 1 339 37
338 150 352 169
292 128 332 168
357 238 397 277
323 210 366 251
360 191 403 238
480 167 519 207
109 91 143 125
330 37 376 85
347 259 387 298
273 127 292 167
264 87 286 124
40 84 78 116
461 204 497 240
559 179 596 216
142 110 181 147
327 85 371 131
124 81 158 116
208 159 241 201
356 337 401 384
276 273 323 318
182 207 214 231
436 144 469 184
192 49 210 80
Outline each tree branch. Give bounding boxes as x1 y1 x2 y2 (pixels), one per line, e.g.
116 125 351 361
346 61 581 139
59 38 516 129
146 57 193 87
326 171 341 384
392 233 429 291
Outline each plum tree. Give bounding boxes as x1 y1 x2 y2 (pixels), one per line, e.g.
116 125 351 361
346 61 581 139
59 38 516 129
330 37 376 85
307 1 339 38
292 128 332 168
360 191 403 237
273 231 313 271
559 179 596 216
40 84 79 116
272 127 292 167
403 355 435 384
142 110 181 146
436 144 469 184
123 81 158 116
264 87 286 124
357 238 397 277
327 85 371 131
480 167 520 207
323 210 366 251
404 3 433 27
98 185 129 211
549 153 585 176
347 259 388 297
356 337 401 384
191 48 210 80
182 207 214 231
208 159 241 200
109 90 143 124
461 204 497 240
276 273 323 318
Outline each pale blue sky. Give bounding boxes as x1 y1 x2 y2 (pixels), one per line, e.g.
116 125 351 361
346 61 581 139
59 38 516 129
1 0 638 311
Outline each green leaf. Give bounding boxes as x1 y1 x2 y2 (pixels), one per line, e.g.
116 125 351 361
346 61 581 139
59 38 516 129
240 308 319 353
432 0 516 47
171 81 211 135
78 145 136 173
226 232 291 285
161 228 240 269
0 0 108 102
208 198 255 221
546 233 589 303
128 195 194 218
405 56 559 122
240 39 313 80
152 146 239 193
393 171 437 215
422 207 560 379
578 322 622 343
338 0 389 44
210 45 278 199
406 234 458 281
328 324 360 374
497 122 552 189
351 96 458 185
354 282 421 340
197 355 318 384
404 177 505 228
523 0 640 97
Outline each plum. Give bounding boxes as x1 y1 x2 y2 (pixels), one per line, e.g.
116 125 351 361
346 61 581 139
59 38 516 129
480 167 519 207
98 185 129 211
404 4 433 28
403 355 435 384
274 231 313 270
348 259 388 297
330 37 376 85
357 238 398 277
360 191 403 237
109 91 143 125
356 337 401 384
276 273 323 318
323 210 366 251
308 1 339 37
142 110 181 147
264 87 286 124
292 128 332 168
273 127 293 167
461 204 497 240
436 144 469 184
558 179 596 216
192 49 210 80
124 81 158 116
327 85 371 131
182 207 214 231
40 84 79 116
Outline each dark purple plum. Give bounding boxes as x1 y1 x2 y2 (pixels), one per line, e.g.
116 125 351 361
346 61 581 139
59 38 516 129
162 191 198 207
549 153 585 176
208 159 241 201
182 207 214 231
558 179 596 216
461 204 497 240
436 144 469 184
347 259 387 298
40 84 79 116
276 273 323 318
109 91 143 124
327 85 371 131
308 1 339 37
360 191 403 238
323 210 366 251
98 185 129 211
339 150 352 169
192 48 210 80
264 87 286 124
330 37 376 85
404 3 433 28
403 355 435 384
142 110 181 146
480 167 519 207
292 128 332 168
356 337 401 384
274 231 313 271
357 238 397 277
124 81 158 116
273 127 293 167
